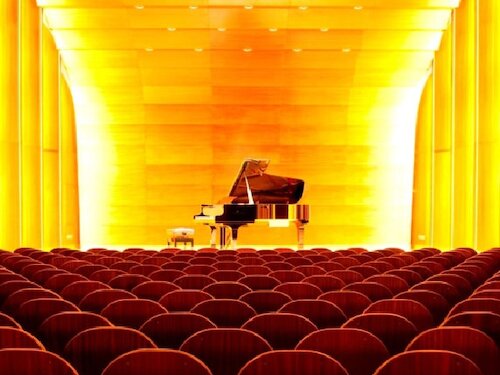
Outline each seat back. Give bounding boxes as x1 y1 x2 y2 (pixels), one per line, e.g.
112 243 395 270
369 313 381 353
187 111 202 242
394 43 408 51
242 312 317 349
180 328 271 375
191 299 256 328
406 326 499 375
279 299 347 328
0 348 78 375
373 350 482 375
140 312 216 349
78 289 137 313
239 290 292 314
238 350 348 375
101 299 167 329
296 328 389 375
442 311 500 344
102 348 213 375
38 311 112 354
364 299 434 331
64 326 157 375
0 327 44 349
158 290 213 312
342 313 418 354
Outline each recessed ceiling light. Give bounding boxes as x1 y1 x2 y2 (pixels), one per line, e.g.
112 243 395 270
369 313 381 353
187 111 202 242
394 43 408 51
244 5 253 10
189 5 198 10
292 48 303 53
217 27 227 32
342 48 351 53
269 27 278 32
243 48 253 52
354 5 364 10
320 27 329 32
194 48 204 52
167 27 176 32
134 4 144 10
145 47 154 52
298 6 308 10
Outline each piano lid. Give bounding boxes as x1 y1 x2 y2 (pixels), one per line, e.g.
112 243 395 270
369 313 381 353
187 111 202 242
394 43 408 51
227 158 305 204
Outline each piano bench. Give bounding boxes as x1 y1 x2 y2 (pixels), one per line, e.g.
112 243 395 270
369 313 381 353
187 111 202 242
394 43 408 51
167 227 195 248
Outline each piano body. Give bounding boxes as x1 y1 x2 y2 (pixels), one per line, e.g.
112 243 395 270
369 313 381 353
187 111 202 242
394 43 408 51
194 159 310 249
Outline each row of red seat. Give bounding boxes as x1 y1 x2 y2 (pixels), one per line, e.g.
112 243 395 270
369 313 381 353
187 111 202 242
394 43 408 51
0 246 499 375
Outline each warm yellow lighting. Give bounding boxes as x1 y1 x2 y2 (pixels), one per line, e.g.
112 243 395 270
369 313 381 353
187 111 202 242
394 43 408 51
269 27 278 32
189 5 198 10
242 47 253 52
320 28 329 32
167 27 176 32
292 48 302 52
243 5 253 10
217 27 226 32
194 47 204 52
145 47 154 52
134 4 144 10
342 47 351 53
354 5 364 11
298 6 308 10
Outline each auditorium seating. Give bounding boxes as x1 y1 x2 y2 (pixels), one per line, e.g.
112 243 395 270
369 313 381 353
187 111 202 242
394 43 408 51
0 246 499 375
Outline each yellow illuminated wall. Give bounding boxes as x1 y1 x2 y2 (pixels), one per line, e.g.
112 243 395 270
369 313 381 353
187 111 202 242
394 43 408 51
412 0 500 251
0 0 79 251
37 1 457 249
68 55 425 249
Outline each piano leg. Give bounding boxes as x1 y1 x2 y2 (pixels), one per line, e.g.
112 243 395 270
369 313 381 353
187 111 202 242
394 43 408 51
209 225 217 248
296 221 305 250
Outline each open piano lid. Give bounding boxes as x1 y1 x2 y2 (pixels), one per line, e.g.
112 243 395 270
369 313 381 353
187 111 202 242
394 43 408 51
228 159 305 204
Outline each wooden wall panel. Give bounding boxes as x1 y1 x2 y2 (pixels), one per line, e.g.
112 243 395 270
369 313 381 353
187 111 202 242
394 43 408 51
20 0 42 247
412 0 500 251
37 1 458 249
0 0 20 249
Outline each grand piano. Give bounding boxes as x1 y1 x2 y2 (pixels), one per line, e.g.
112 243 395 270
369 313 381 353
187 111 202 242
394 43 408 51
194 159 310 249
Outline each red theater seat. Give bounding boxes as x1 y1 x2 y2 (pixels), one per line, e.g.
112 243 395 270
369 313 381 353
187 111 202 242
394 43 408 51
442 311 500 344
38 311 112 354
64 326 157 375
238 350 349 375
301 275 345 292
0 311 21 328
202 282 252 299
184 265 218 275
267 270 304 282
385 269 423 286
0 280 40 305
373 350 482 375
342 313 418 354
447 298 500 317
342 281 393 301
238 266 272 275
406 326 499 375
88 269 126 283
326 270 364 284
0 327 44 349
180 328 271 375
364 299 434 332
140 312 216 349
16 298 79 333
279 299 347 328
102 349 213 375
273 282 322 300
79 289 138 313
239 290 292 314
173 275 216 289
131 281 180 301
318 290 372 318
159 290 213 312
149 269 185 282
209 270 246 282
60 280 111 304
43 273 87 293
365 274 410 295
296 328 390 375
108 274 152 291
2 288 61 316
238 275 281 290
0 348 78 375
395 290 450 325
242 312 317 349
191 299 256 328
101 299 167 329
